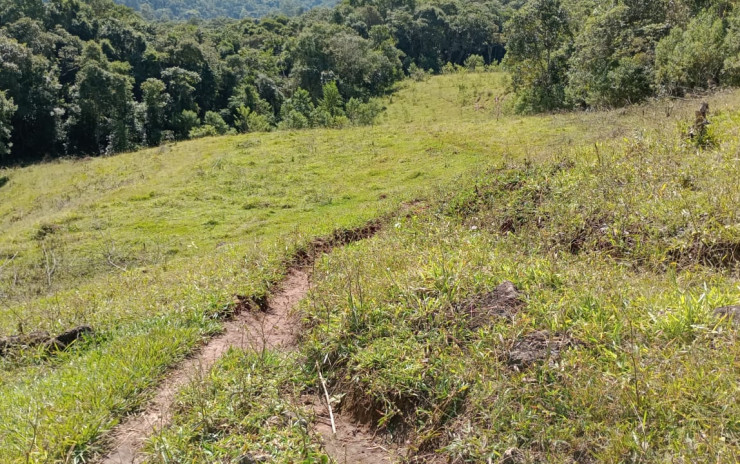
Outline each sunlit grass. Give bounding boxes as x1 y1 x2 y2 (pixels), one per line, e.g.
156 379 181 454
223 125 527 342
0 72 738 462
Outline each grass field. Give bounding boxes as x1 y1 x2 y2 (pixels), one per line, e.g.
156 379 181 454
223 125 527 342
1 72 738 463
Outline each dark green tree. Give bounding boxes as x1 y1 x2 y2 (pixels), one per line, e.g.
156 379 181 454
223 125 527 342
504 0 572 112
0 90 16 158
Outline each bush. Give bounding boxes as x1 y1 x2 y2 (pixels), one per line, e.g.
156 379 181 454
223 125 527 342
278 110 310 130
655 11 727 95
246 111 273 132
189 124 220 139
346 98 383 126
464 54 485 72
174 110 200 139
409 63 429 81
441 62 458 75
203 111 229 135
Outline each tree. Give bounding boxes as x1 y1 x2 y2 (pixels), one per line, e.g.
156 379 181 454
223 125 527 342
503 0 572 112
140 78 169 146
0 35 63 161
655 11 727 95
161 67 201 138
0 91 16 158
566 2 670 107
66 42 137 154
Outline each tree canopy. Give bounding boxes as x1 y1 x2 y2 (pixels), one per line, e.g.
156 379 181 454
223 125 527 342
0 0 517 164
504 0 740 112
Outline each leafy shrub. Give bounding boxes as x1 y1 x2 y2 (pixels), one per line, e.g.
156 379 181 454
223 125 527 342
246 111 273 132
278 110 310 130
409 63 430 81
174 110 200 139
441 62 458 75
464 54 485 72
346 98 383 126
203 111 230 135
189 125 220 139
655 11 727 95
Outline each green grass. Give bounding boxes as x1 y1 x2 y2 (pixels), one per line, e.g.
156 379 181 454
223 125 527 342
0 71 738 463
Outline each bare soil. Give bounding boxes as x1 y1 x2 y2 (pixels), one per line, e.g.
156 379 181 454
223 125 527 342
308 395 404 464
99 222 397 464
99 269 308 464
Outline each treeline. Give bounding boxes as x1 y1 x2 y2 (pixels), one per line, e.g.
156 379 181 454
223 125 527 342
0 0 513 164
504 0 740 112
114 0 338 20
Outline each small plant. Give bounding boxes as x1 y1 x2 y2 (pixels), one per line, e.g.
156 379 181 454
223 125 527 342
464 54 485 72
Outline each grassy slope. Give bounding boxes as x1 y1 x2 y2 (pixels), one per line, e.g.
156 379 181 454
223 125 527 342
0 72 738 462
149 84 740 462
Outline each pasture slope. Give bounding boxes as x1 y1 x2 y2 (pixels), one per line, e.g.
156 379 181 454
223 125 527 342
0 72 738 463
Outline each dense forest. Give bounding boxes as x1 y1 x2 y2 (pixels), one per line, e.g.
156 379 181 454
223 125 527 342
506 0 740 112
113 0 339 20
1 0 739 165
0 0 509 164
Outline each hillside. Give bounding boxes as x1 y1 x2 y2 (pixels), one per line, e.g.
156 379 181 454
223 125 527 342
1 72 739 463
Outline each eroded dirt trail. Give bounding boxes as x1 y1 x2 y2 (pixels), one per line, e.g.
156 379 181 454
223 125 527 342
100 270 308 464
100 222 400 464
310 395 404 464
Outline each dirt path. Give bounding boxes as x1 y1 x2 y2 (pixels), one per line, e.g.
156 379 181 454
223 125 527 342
99 222 400 464
99 270 308 464
310 395 404 464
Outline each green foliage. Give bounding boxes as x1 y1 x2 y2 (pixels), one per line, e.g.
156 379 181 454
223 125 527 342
174 109 200 138
233 105 251 133
464 54 485 71
655 11 727 95
246 110 272 132
345 97 383 126
503 0 572 112
0 90 15 157
113 0 339 20
189 110 232 138
319 81 344 118
565 4 658 107
723 7 740 84
509 0 740 111
203 111 230 135
141 78 169 146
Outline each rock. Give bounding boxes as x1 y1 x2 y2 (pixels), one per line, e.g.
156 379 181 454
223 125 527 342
714 305 740 326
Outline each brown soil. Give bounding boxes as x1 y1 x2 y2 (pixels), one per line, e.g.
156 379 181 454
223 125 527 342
507 330 575 368
99 269 308 464
308 395 404 464
455 280 525 328
98 222 396 464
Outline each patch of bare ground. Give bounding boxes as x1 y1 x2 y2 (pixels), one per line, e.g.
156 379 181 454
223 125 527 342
97 222 396 464
99 269 308 464
307 394 405 464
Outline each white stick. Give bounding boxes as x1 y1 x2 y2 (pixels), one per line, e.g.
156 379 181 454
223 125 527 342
316 361 336 434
